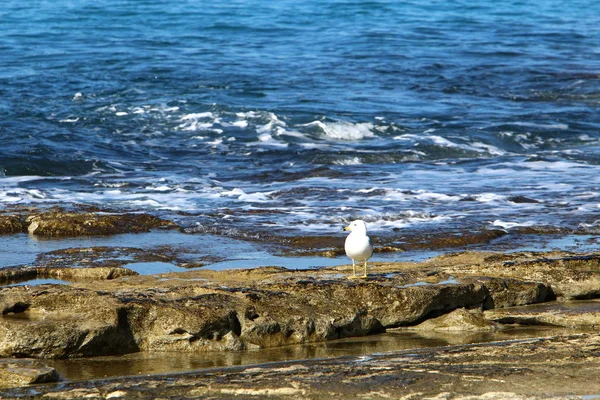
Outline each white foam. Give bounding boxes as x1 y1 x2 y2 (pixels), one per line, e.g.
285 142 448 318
302 121 375 141
247 134 288 148
59 117 79 123
277 129 307 139
334 157 362 165
491 220 536 229
220 188 272 203
258 133 272 142
178 112 217 131
475 193 507 203
148 185 173 192
181 112 214 120
299 142 329 149
523 160 591 171
382 189 461 203
414 190 461 202
394 133 506 155
232 120 248 128
513 122 569 130
359 211 451 231
207 138 223 146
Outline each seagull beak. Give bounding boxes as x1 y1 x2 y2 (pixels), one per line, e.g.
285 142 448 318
343 225 350 231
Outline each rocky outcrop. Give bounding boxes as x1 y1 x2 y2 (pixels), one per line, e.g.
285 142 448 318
0 209 177 237
425 251 600 299
0 216 25 235
0 249 596 367
0 278 491 358
0 286 138 358
472 276 552 308
26 211 176 236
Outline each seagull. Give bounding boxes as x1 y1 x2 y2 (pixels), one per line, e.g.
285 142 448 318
343 219 373 278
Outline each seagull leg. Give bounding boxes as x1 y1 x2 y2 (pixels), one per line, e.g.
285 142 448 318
348 260 358 279
362 261 368 278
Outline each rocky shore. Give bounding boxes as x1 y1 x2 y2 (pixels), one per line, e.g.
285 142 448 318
0 210 599 397
5 332 600 399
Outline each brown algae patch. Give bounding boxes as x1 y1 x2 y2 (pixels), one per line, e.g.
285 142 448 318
0 207 178 237
26 211 177 236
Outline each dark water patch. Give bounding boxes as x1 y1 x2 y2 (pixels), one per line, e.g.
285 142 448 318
0 155 116 177
508 195 539 204
250 166 355 183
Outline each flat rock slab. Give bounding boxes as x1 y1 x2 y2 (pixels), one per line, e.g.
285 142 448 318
428 251 600 299
5 332 600 399
486 299 600 327
3 249 599 360
0 359 59 389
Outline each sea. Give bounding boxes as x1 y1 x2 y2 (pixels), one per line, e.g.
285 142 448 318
2 0 600 264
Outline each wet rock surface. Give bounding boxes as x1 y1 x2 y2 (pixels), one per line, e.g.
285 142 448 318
432 251 600 299
5 333 600 398
0 208 177 237
485 299 600 328
0 359 59 389
408 307 499 332
0 250 598 361
0 274 490 358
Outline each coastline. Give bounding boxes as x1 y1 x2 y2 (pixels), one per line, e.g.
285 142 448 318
0 209 600 396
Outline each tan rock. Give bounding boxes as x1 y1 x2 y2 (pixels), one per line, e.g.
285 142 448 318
0 359 59 388
485 299 600 328
410 308 498 332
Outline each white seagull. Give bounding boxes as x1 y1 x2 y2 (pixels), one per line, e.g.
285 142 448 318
343 219 373 278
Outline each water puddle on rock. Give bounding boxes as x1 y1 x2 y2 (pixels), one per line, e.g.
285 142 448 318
47 325 590 382
0 230 435 284
396 276 460 288
7 278 70 287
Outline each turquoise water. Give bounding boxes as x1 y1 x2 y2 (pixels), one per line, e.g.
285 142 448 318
2 1 600 248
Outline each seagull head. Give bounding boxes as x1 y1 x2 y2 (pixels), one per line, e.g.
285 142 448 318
343 219 368 234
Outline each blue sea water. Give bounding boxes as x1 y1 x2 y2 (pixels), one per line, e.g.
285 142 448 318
1 0 600 241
